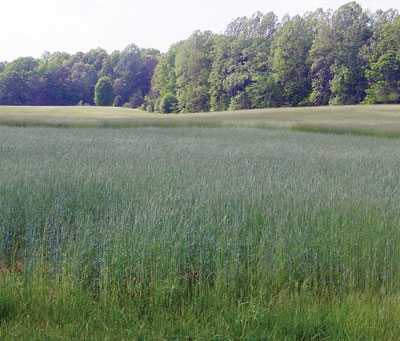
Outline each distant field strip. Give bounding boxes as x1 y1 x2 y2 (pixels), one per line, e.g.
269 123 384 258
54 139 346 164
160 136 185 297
1 105 400 136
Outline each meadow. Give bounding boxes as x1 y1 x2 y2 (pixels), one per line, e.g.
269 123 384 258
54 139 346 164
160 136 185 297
1 106 400 338
2 104 400 137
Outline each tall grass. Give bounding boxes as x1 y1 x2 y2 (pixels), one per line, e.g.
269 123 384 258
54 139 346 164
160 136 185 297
1 126 400 338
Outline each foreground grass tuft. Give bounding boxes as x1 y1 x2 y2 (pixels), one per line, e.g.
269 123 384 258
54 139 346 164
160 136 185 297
2 272 400 339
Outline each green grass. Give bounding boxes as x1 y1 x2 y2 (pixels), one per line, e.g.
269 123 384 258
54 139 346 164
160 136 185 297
3 274 400 339
1 125 400 338
2 104 400 137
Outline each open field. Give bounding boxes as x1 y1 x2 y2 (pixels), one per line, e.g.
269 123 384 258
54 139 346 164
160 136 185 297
2 104 400 137
1 124 400 338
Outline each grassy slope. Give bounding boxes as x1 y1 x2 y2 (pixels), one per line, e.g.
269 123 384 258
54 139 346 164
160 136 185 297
1 126 400 338
1 104 400 136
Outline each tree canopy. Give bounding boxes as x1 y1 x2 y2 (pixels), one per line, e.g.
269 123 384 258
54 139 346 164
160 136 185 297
0 46 160 107
1 2 400 111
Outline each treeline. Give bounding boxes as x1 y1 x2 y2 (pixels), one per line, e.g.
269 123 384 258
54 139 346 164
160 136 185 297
0 45 159 107
147 2 400 113
1 2 400 111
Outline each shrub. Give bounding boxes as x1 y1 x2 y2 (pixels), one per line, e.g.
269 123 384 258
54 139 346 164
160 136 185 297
122 102 133 108
160 94 178 113
113 95 123 107
94 77 114 106
129 92 144 108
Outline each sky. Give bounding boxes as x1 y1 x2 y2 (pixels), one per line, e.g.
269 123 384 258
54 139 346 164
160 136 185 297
0 0 399 62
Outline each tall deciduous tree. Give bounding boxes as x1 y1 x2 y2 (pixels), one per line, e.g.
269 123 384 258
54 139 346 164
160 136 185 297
329 2 371 104
174 31 213 112
209 12 278 111
364 14 400 103
309 10 335 105
270 15 313 106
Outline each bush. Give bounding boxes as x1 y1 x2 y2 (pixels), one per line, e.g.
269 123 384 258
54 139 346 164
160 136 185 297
122 102 133 108
129 92 144 108
94 77 114 106
154 97 162 113
160 94 178 113
113 95 123 107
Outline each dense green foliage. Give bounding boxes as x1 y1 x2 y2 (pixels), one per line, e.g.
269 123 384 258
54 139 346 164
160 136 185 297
160 93 178 113
1 3 400 111
1 2 400 111
0 46 159 106
1 126 400 338
147 2 400 112
94 77 114 106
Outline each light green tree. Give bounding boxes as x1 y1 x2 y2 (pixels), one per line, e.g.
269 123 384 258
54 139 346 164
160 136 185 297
94 76 114 106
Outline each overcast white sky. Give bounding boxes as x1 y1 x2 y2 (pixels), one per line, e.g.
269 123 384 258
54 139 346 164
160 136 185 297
0 0 398 62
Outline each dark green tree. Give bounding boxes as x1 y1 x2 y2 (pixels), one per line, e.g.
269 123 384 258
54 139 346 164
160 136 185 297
174 31 214 112
270 15 314 106
364 14 400 103
364 52 400 103
329 2 371 104
209 12 278 111
309 10 335 105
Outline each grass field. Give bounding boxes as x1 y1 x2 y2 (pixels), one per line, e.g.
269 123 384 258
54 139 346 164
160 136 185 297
1 106 400 338
2 104 400 137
